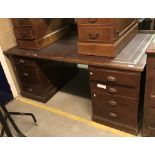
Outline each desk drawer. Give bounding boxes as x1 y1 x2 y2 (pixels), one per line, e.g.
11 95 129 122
92 91 138 126
21 84 43 96
78 27 114 43
93 104 137 126
12 19 31 27
16 39 40 50
14 27 34 39
91 90 138 110
12 56 36 66
15 65 39 85
90 81 138 99
89 66 140 87
77 18 114 25
144 108 155 128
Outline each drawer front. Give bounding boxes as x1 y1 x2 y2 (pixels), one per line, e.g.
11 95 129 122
90 81 138 99
91 91 138 126
144 108 155 128
14 27 34 39
91 90 138 110
78 27 114 42
15 65 39 85
12 56 36 66
77 18 114 25
21 84 43 96
143 124 155 137
89 66 140 87
16 40 38 50
12 19 31 27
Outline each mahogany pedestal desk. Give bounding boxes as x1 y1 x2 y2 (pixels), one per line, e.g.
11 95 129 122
5 32 154 135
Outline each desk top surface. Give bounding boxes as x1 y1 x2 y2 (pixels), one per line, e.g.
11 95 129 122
5 32 155 72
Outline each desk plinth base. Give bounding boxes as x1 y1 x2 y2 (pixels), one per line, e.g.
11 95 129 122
92 115 141 136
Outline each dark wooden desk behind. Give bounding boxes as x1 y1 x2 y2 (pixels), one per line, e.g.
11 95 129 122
5 32 155 135
143 38 155 136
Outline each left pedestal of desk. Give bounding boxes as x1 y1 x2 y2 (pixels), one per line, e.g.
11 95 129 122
6 55 78 103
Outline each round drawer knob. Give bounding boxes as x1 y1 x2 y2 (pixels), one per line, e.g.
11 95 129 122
93 94 96 97
109 100 117 106
90 72 93 76
109 112 117 118
28 88 33 92
23 73 29 77
107 76 116 82
19 59 25 63
108 88 117 94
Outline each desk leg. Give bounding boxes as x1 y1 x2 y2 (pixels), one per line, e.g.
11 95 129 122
0 110 13 137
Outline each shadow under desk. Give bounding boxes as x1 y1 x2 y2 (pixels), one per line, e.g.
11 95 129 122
5 32 155 135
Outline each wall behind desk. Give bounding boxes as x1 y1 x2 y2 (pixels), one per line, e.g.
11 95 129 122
0 18 19 98
0 18 16 50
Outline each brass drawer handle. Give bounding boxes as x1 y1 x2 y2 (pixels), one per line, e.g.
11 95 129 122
88 33 99 40
23 73 29 77
109 100 117 106
109 112 117 118
19 59 25 63
108 88 117 94
28 88 33 92
107 76 116 82
88 18 98 24
116 30 120 36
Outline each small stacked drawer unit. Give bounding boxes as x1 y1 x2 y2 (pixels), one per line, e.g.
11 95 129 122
11 55 77 102
89 65 144 135
77 18 138 57
12 18 73 50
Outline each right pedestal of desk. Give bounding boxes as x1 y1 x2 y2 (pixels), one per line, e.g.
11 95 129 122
88 65 145 135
